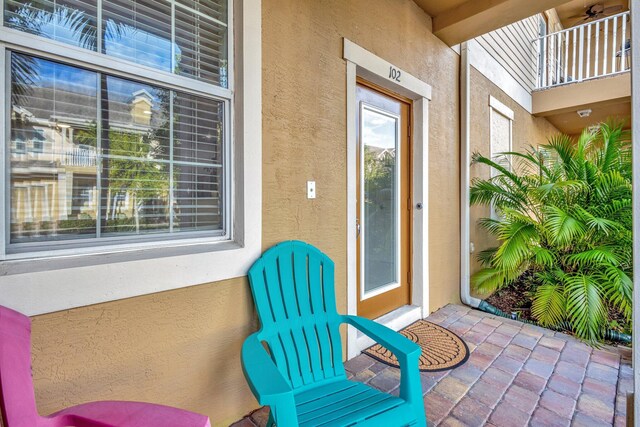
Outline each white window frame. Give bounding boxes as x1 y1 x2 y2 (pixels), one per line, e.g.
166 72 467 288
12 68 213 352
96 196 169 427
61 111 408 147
489 95 514 220
0 0 262 315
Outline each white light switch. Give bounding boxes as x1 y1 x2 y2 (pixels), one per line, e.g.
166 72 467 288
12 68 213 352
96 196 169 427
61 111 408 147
307 181 316 199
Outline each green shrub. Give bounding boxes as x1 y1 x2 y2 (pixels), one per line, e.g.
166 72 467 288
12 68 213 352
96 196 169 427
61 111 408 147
470 121 632 344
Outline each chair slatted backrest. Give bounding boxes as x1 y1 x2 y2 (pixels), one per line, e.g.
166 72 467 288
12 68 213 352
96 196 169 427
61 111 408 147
248 241 346 390
0 305 40 427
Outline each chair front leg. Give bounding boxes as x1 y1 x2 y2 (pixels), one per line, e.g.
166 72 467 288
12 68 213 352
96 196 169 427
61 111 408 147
398 351 426 426
266 393 297 427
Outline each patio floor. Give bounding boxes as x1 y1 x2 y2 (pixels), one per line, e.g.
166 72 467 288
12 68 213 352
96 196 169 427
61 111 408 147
233 304 632 427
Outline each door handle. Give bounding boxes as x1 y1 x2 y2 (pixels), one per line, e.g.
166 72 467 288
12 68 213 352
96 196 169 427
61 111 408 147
356 219 361 238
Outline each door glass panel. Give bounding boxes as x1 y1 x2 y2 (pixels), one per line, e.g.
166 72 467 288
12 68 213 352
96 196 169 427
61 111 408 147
361 104 399 294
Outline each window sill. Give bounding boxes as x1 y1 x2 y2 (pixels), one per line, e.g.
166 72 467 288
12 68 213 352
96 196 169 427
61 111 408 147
1 237 240 274
0 237 261 315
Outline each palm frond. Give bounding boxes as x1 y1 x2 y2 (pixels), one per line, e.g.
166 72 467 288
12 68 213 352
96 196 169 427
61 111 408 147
471 268 508 295
536 268 566 287
476 248 498 267
543 134 577 177
494 221 538 270
572 206 621 236
593 171 632 203
564 274 607 344
531 246 556 268
595 120 631 174
534 180 587 202
545 206 586 245
478 218 502 235
471 152 527 191
599 266 633 321
531 283 566 327
594 198 632 221
469 178 526 209
565 247 621 269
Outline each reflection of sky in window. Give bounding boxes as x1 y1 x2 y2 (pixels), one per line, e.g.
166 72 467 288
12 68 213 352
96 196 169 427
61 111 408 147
19 55 163 109
104 21 172 72
7 6 96 50
37 12 95 48
362 108 397 150
105 76 161 105
29 57 97 96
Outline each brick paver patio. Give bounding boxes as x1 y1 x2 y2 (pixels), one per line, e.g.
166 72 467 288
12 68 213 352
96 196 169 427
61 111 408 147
234 304 632 427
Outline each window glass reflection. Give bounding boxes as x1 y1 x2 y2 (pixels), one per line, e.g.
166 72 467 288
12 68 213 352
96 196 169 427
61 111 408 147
100 76 172 235
4 0 230 87
9 52 225 247
4 0 98 50
102 0 172 72
362 106 399 293
10 53 98 243
174 92 224 232
174 4 228 87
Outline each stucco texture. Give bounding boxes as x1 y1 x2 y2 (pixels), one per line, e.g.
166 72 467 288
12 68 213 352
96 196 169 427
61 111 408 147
30 278 257 426
261 0 462 315
23 1 508 426
468 66 559 296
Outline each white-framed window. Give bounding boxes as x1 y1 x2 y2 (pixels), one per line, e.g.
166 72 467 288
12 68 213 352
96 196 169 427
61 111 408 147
2 0 231 255
489 95 513 219
0 0 262 315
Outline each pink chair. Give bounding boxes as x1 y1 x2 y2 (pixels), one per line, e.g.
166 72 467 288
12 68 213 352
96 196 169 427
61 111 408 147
0 305 211 427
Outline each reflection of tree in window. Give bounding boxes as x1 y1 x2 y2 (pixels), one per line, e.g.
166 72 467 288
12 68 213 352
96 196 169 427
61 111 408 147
364 146 396 241
6 7 227 246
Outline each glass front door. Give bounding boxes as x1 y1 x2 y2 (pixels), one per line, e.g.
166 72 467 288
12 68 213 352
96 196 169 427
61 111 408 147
356 80 411 319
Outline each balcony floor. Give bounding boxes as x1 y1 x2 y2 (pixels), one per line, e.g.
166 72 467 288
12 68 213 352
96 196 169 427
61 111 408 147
233 304 632 427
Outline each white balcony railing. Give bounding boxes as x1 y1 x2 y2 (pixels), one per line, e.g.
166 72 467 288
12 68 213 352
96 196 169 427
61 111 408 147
60 145 97 167
535 11 630 90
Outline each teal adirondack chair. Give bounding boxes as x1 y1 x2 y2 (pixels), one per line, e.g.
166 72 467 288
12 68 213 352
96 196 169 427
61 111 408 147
241 241 426 427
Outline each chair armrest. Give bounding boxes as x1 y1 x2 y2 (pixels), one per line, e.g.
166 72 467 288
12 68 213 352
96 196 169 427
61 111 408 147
241 333 293 406
342 315 420 358
342 315 423 407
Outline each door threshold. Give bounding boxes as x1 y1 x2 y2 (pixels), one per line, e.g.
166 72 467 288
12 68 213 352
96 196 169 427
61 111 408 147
354 305 422 353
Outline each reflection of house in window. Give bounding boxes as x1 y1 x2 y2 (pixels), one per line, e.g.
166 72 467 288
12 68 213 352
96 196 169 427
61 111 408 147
71 177 97 218
31 129 45 153
9 52 224 245
14 137 26 154
131 89 154 126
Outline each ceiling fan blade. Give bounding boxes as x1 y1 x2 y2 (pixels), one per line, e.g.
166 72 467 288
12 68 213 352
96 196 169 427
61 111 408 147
572 16 592 27
567 13 588 20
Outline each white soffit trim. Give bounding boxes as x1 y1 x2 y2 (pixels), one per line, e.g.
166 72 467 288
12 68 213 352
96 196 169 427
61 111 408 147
343 38 432 100
467 39 532 113
489 95 515 120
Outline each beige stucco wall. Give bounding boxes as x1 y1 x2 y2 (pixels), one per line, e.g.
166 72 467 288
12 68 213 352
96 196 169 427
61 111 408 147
20 2 558 426
468 66 559 294
261 0 462 313
30 278 257 426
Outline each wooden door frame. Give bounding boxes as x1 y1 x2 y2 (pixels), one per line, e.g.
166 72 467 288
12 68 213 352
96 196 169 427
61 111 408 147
344 38 432 358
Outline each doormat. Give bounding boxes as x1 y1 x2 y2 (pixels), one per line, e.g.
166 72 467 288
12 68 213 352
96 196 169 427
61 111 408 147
363 320 469 372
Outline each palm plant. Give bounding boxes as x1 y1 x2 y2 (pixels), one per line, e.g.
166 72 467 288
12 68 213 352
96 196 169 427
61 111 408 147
470 121 632 344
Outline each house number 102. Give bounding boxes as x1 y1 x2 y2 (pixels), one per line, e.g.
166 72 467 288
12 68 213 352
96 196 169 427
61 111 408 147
388 66 401 82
